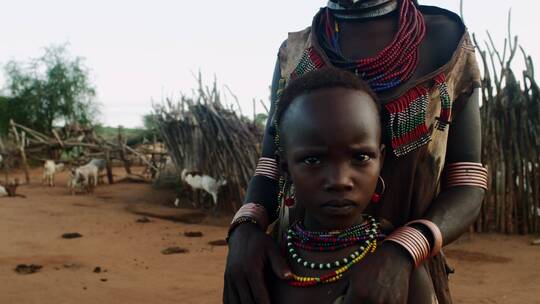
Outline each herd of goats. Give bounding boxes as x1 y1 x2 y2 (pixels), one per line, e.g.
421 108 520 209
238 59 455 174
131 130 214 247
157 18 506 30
0 154 229 212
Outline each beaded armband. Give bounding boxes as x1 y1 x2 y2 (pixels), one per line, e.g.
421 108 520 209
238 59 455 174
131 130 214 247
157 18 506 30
384 219 442 268
226 203 270 242
442 162 488 190
254 157 279 181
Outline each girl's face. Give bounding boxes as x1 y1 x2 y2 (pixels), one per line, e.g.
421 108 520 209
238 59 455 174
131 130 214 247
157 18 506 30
280 87 384 231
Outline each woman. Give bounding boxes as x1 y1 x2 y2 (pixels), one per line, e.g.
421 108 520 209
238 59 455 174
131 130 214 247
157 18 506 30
225 1 486 303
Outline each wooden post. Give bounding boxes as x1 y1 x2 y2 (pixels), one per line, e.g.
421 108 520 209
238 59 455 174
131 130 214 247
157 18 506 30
10 121 30 184
105 149 114 184
19 131 30 184
117 128 132 175
0 136 9 184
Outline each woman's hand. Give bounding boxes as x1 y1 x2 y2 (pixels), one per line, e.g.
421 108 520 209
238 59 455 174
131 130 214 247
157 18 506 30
343 242 413 304
223 223 292 304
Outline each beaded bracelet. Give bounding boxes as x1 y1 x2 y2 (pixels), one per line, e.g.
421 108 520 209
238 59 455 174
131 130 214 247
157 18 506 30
254 157 279 181
442 162 488 190
226 217 259 243
226 203 270 242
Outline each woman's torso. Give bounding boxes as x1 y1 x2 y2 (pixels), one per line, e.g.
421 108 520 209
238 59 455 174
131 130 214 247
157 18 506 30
277 5 480 228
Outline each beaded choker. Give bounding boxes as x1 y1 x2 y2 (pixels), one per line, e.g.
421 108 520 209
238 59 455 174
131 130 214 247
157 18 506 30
317 0 426 92
329 0 399 20
286 216 384 287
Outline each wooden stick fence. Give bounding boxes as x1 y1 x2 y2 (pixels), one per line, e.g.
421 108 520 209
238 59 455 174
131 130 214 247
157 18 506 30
473 15 540 234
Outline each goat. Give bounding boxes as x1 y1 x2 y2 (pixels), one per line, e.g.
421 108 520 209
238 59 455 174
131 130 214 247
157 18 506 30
0 185 7 197
180 169 227 211
1 179 24 198
68 164 98 195
87 158 107 184
42 160 65 187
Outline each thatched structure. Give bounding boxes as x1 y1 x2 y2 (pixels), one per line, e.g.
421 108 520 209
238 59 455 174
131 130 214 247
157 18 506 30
155 79 262 212
473 18 540 233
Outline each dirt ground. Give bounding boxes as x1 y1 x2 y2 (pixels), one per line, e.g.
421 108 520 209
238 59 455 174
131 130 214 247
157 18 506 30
0 168 538 304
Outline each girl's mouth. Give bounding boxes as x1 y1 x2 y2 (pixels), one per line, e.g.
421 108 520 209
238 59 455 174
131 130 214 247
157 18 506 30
321 199 357 215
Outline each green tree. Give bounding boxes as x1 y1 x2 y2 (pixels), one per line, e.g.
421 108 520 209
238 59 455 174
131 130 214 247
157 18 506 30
0 44 99 134
254 113 268 128
142 113 159 133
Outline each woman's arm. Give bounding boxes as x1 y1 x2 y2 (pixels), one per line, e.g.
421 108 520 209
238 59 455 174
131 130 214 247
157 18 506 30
344 89 485 304
422 88 484 244
243 52 282 219
224 51 292 304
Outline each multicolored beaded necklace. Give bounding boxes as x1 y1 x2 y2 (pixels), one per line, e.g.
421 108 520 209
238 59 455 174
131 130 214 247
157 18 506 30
287 216 384 287
317 0 426 92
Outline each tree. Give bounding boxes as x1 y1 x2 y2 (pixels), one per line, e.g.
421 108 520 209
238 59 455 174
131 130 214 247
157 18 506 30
0 44 99 134
254 113 268 128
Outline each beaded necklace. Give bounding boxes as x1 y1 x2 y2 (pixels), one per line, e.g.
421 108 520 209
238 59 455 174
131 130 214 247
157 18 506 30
287 216 384 287
317 0 426 92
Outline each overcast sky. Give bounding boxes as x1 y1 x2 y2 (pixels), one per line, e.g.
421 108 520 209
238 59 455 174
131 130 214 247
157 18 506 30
0 0 538 128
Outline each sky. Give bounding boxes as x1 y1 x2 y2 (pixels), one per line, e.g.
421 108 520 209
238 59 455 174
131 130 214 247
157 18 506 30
0 0 539 128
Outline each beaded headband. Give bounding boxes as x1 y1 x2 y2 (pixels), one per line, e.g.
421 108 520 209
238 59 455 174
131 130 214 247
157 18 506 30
442 162 488 190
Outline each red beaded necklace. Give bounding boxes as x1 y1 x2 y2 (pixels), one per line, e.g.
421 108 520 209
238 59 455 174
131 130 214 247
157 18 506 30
318 0 426 92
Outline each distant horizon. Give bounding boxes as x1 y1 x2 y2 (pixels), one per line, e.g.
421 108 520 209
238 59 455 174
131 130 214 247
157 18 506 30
1 0 538 128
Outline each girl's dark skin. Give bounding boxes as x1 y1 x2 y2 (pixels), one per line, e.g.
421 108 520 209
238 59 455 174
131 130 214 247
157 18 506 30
224 6 483 304
269 87 436 304
270 87 385 303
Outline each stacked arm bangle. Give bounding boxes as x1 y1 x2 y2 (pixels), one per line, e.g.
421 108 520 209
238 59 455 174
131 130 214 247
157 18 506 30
227 203 270 242
226 157 277 242
442 162 488 190
384 219 443 268
254 157 279 181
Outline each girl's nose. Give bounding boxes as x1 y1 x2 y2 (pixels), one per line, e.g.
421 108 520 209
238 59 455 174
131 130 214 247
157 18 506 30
324 163 354 192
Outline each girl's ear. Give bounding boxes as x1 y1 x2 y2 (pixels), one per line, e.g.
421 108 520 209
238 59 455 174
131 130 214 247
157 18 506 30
276 150 291 180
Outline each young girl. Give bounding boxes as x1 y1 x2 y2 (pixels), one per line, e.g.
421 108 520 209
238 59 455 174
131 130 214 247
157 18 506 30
256 67 433 303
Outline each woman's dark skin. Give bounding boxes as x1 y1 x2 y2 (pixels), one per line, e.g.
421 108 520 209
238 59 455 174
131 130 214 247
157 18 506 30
224 7 484 304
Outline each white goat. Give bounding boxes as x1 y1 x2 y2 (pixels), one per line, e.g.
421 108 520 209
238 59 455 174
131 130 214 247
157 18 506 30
180 169 227 209
87 158 106 184
42 160 65 187
68 164 99 194
0 185 7 197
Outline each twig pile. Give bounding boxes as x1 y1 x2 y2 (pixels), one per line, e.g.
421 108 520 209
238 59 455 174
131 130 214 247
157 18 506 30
155 77 262 212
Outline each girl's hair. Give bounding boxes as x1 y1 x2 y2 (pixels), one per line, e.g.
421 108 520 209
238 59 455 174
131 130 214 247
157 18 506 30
275 67 380 128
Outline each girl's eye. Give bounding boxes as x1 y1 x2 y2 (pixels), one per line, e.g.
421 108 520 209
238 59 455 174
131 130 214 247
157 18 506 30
302 157 321 166
352 153 370 164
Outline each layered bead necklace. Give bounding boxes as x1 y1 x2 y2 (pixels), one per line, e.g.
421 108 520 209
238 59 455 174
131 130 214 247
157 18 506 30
317 0 426 92
287 215 384 287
